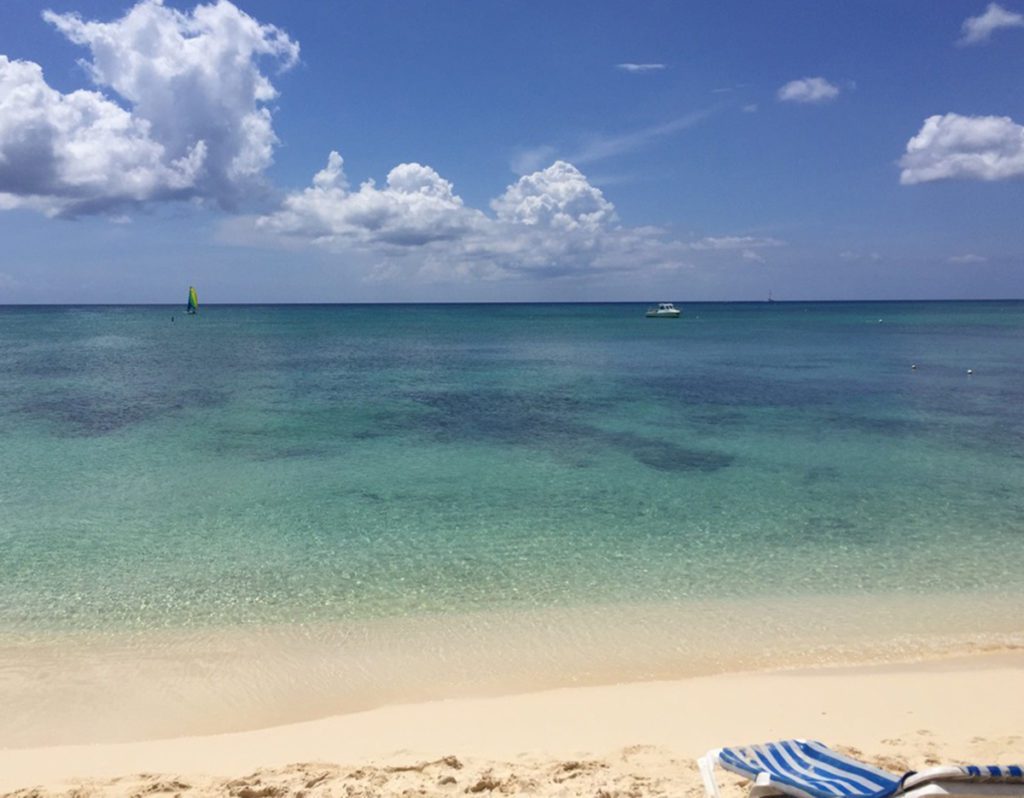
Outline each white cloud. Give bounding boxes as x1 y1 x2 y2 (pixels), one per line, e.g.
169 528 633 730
839 250 882 262
948 253 988 263
567 109 714 165
741 249 765 263
260 152 486 247
0 0 297 216
491 161 616 232
259 157 691 282
777 77 840 104
742 104 758 113
690 235 784 251
0 55 204 216
899 113 1024 184
958 3 1024 45
616 63 666 73
508 110 714 183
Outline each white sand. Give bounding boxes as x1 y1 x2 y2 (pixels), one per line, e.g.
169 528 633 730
2 650 1022 796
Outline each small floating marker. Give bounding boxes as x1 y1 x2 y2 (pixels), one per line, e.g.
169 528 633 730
967 368 974 375
878 319 883 323
911 364 917 370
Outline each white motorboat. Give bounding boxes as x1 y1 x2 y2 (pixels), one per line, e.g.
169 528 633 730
645 302 681 318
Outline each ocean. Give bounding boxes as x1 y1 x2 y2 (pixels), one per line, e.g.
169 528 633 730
2 301 1023 744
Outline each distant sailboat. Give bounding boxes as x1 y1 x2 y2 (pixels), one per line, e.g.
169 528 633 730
768 290 775 303
186 285 198 315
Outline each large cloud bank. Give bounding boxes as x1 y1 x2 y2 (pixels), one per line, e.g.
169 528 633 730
0 0 297 216
0 0 778 282
259 156 708 279
900 113 1024 184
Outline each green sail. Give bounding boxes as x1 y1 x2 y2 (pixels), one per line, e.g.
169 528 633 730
187 286 198 314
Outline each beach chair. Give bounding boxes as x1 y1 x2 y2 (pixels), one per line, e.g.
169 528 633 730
698 740 1024 798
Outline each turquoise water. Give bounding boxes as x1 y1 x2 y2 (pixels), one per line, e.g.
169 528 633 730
3 301 1024 744
2 301 1023 636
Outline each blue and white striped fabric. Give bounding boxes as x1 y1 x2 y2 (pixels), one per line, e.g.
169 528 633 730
960 766 1024 780
716 741 1023 798
718 740 901 798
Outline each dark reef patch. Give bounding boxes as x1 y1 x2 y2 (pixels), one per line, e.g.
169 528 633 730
399 388 734 474
21 386 227 437
605 432 734 473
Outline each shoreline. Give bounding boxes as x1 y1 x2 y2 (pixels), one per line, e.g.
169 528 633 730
3 593 1024 749
3 649 1023 794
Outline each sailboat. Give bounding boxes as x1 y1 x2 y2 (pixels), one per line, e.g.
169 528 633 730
186 285 198 315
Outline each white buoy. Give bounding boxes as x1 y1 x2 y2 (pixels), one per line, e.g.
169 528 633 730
967 368 974 375
911 364 917 370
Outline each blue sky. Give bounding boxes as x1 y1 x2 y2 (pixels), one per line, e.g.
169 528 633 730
0 0 1022 302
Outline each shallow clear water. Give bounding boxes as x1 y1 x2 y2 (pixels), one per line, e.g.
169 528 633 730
2 301 1023 635
2 301 1024 744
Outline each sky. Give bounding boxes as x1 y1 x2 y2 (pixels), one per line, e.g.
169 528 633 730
0 0 1022 303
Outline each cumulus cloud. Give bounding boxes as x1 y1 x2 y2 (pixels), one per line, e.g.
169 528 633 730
777 77 840 104
0 56 203 214
491 161 616 231
958 3 1024 45
259 157 795 284
259 157 692 281
899 113 1024 184
616 63 666 73
0 0 297 216
260 151 487 247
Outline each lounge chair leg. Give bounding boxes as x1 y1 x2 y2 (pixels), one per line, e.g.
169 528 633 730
699 753 723 798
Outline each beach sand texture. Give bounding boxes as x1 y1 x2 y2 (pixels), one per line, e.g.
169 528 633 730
3 651 1021 796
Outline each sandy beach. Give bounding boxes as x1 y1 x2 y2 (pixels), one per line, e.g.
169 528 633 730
3 650 1021 796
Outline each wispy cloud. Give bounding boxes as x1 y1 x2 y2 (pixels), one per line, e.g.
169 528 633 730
839 250 882 262
616 63 666 73
948 253 988 264
510 145 559 176
958 3 1024 45
777 77 840 104
690 235 784 251
568 108 716 165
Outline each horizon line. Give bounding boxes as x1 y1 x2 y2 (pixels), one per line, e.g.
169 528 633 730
1 298 1022 307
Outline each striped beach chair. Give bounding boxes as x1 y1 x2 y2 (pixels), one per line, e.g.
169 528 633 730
698 740 1024 798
